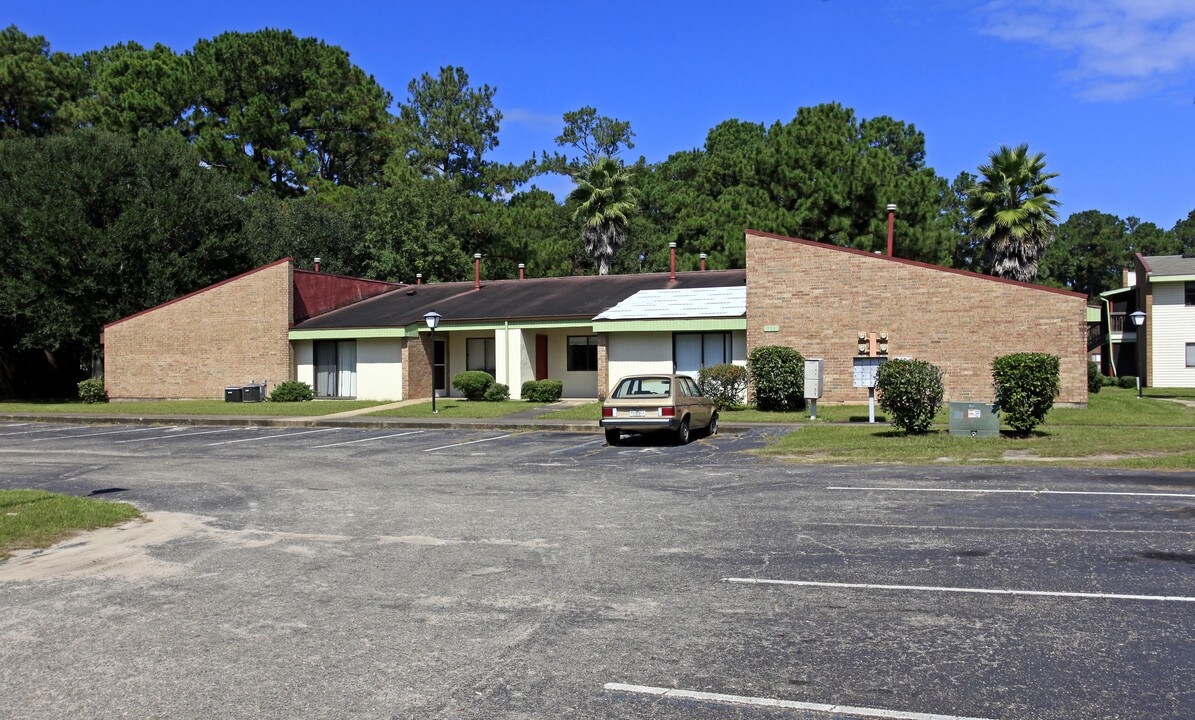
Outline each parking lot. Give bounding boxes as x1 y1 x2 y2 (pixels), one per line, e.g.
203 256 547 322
1 420 1192 719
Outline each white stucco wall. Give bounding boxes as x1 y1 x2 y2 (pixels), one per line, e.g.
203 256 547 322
356 338 404 400
1151 282 1195 388
607 332 674 394
543 329 599 398
294 340 314 386
447 331 497 397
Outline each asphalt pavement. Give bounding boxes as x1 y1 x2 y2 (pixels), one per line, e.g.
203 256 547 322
0 421 1192 720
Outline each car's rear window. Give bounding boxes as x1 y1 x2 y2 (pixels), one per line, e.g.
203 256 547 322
611 377 671 399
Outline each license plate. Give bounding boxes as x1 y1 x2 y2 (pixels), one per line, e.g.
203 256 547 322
628 410 646 418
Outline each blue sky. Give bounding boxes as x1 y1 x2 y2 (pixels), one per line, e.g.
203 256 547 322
9 0 1195 228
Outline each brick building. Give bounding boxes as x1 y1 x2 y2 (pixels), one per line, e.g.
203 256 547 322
745 230 1088 404
102 231 1088 405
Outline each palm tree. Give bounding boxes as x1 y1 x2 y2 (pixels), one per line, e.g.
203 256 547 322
567 155 638 275
967 144 1060 282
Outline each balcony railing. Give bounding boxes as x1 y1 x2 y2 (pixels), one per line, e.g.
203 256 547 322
1110 313 1126 332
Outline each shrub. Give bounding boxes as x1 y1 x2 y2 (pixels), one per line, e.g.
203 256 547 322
698 363 747 410
77 378 107 404
1102 374 1117 387
522 379 563 403
268 380 315 402
1087 361 1101 394
747 345 804 411
991 353 1060 435
484 383 510 401
1118 375 1138 390
875 359 945 434
452 371 495 400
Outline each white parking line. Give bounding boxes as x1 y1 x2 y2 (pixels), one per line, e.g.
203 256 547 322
312 430 425 448
604 683 996 720
29 426 165 442
423 434 513 452
207 428 337 446
115 428 241 444
827 486 1195 499
722 577 1195 602
0 423 29 427
808 521 1195 536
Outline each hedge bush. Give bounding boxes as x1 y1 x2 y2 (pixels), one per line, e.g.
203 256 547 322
1118 375 1138 390
698 363 747 410
1087 361 1101 394
1102 374 1117 387
77 378 107 404
484 383 510 401
522 379 563 403
875 359 944 434
747 345 804 411
268 380 315 402
991 353 1060 434
452 371 495 400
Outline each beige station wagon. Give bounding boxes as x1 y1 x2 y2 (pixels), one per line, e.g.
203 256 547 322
600 374 718 445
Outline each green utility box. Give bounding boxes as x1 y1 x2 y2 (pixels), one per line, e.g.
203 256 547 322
949 402 1000 437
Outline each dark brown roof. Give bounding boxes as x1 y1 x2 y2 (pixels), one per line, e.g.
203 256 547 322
291 270 747 330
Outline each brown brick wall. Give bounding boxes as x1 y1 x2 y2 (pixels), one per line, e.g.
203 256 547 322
595 333 609 400
103 261 294 399
745 232 1088 404
403 333 433 400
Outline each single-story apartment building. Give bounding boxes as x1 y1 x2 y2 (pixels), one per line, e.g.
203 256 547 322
103 231 1089 405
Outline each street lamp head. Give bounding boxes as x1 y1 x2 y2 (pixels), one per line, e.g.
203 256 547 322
1129 310 1146 327
423 311 441 331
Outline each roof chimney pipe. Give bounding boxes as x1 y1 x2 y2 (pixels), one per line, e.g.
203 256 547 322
886 204 897 257
699 252 707 272
518 263 525 280
474 253 482 290
416 273 422 285
313 257 321 273
669 242 677 282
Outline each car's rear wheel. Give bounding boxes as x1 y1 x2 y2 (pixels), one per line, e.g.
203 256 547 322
675 417 690 445
605 428 621 446
706 412 718 437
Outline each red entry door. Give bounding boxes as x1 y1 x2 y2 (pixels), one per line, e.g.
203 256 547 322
535 334 548 380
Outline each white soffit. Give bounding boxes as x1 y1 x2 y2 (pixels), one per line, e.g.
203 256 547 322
594 286 746 321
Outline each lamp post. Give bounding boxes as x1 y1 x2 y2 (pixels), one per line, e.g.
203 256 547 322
1129 310 1146 398
423 311 442 413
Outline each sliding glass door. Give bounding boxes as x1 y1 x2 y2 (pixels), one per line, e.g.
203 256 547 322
314 340 357 397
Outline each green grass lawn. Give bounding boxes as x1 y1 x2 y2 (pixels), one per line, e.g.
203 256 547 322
0 490 142 560
0 399 383 416
366 399 533 418
1044 387 1195 426
757 424 1195 470
536 402 602 420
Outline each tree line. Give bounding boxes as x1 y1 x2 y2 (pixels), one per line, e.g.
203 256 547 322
1 25 1192 396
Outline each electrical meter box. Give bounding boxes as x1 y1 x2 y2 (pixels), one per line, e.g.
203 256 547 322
804 358 824 399
949 402 1000 437
852 357 885 388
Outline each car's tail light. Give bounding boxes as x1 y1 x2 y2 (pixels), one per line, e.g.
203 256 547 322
602 407 615 418
659 406 675 417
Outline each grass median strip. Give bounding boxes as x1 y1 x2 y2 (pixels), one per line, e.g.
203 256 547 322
758 424 1195 469
0 490 141 560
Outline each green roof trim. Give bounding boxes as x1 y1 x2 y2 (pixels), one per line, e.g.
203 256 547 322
1149 274 1195 282
413 318 596 333
289 327 408 340
591 318 747 333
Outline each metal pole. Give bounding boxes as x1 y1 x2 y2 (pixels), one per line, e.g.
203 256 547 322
869 387 876 423
437 327 442 417
810 399 817 420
